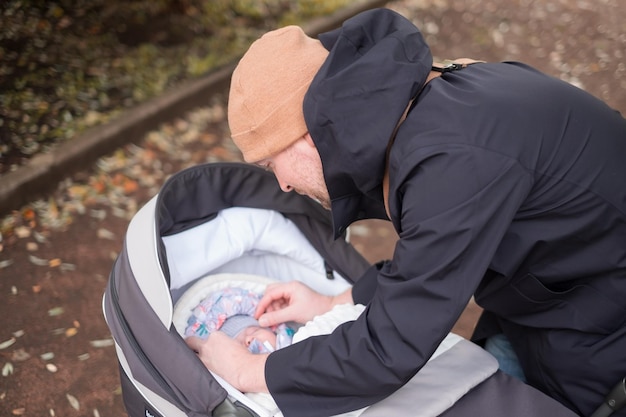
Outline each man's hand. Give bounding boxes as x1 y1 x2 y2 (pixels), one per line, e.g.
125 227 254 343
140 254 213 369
255 281 353 327
186 332 269 393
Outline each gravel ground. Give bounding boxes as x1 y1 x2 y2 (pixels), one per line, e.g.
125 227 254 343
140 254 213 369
0 0 624 416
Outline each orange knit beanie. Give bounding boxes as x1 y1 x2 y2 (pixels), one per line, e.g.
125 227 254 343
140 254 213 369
228 26 329 162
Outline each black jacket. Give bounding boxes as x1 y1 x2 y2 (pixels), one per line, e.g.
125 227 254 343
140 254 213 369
266 8 626 417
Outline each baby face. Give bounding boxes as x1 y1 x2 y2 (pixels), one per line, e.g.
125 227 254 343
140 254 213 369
234 326 277 351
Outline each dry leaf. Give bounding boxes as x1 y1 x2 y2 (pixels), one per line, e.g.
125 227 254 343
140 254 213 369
48 307 64 317
48 258 62 267
60 262 76 271
47 199 59 220
11 408 25 416
14 226 31 238
65 327 78 337
66 394 80 411
32 285 42 293
2 362 14 376
97 228 115 240
0 338 16 350
22 208 36 221
0 259 15 269
122 178 139 194
28 255 49 266
90 209 107 220
33 230 48 243
68 185 89 199
89 339 114 348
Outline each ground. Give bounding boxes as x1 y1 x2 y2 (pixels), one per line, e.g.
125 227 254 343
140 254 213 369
0 0 624 416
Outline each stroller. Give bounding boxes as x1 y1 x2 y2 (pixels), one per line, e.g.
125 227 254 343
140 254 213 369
103 162 591 417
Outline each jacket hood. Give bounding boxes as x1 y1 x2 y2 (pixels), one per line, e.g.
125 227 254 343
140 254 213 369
303 8 433 237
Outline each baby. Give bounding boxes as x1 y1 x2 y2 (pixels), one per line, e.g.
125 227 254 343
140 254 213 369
181 282 366 416
218 314 278 353
184 286 293 354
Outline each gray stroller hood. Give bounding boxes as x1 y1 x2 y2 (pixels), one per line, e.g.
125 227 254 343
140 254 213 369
102 162 370 417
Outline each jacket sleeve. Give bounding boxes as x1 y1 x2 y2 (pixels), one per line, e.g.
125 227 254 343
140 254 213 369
351 261 385 303
265 144 533 417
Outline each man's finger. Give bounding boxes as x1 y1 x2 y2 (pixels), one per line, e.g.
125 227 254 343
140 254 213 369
255 285 289 318
258 308 292 327
185 336 203 353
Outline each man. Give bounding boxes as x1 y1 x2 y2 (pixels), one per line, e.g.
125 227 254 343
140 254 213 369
186 8 626 417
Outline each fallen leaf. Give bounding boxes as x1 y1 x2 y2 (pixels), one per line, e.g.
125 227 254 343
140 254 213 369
48 307 64 317
14 226 31 238
66 394 80 411
47 199 59 220
28 255 49 266
60 262 76 271
0 338 16 350
48 258 62 267
33 231 48 243
65 327 78 337
89 339 114 348
0 259 14 269
2 362 14 377
22 208 36 221
90 209 107 220
91 179 107 194
97 228 116 240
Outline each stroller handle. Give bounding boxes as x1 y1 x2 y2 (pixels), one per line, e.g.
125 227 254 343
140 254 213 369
589 377 626 417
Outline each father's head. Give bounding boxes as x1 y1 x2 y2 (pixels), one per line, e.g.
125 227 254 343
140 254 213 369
228 26 328 163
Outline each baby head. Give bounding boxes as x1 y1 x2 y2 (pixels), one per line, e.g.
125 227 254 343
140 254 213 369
184 286 294 353
220 314 277 353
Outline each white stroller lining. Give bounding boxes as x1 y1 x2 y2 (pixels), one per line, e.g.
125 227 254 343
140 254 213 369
173 273 499 417
163 207 353 296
